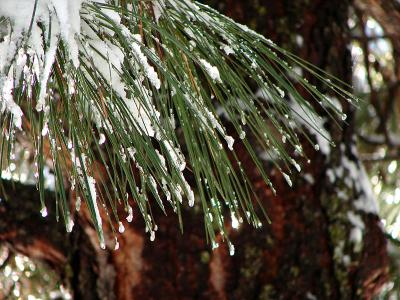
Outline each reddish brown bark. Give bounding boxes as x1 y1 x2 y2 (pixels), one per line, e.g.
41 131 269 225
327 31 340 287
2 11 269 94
0 0 390 299
0 141 388 300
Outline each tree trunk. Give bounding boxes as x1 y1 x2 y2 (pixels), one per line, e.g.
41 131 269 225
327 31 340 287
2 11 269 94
0 1 389 299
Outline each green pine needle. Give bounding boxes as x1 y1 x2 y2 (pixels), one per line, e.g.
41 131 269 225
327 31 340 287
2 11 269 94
0 0 358 250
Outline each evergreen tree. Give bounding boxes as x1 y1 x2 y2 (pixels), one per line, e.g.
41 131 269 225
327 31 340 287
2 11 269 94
0 0 389 298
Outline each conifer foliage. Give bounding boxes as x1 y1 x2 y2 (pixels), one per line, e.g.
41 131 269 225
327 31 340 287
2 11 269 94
0 0 357 250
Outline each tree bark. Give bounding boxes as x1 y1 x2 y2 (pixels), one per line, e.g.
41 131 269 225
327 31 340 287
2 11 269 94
0 1 389 299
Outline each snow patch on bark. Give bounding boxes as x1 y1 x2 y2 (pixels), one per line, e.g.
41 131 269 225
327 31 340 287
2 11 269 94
289 99 331 156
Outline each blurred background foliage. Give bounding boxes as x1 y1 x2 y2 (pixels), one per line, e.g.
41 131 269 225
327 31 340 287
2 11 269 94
349 6 400 299
0 1 400 299
0 247 70 300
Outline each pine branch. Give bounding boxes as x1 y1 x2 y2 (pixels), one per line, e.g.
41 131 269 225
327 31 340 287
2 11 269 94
0 0 358 251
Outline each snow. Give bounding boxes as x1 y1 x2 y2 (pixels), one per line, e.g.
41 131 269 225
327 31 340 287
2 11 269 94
163 140 186 172
341 154 378 214
342 255 351 266
87 175 102 227
1 1 83 73
182 179 195 207
85 24 163 137
290 98 331 156
37 19 59 112
349 227 363 245
199 59 222 83
0 0 369 254
98 133 106 145
188 97 235 151
0 73 23 129
326 145 378 216
221 44 235 55
86 38 126 98
153 1 164 23
52 0 83 67
306 292 317 300
303 174 315 184
347 211 365 230
255 89 332 157
128 33 161 90
259 150 279 162
353 162 378 213
0 0 163 139
70 147 104 240
0 0 85 125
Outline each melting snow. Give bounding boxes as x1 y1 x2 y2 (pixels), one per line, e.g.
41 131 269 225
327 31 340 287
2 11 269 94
199 59 222 83
290 99 331 156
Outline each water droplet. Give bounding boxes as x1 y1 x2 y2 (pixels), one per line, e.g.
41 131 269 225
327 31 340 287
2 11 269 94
66 219 74 233
241 112 246 125
118 221 125 233
314 144 320 151
341 114 347 120
40 207 48 217
226 136 234 150
75 197 81 211
41 123 49 136
271 186 277 195
114 238 119 250
99 133 106 145
126 205 133 222
282 172 293 187
231 213 240 229
228 242 235 256
211 241 219 250
291 159 301 172
100 241 106 250
295 145 303 154
150 231 155 241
